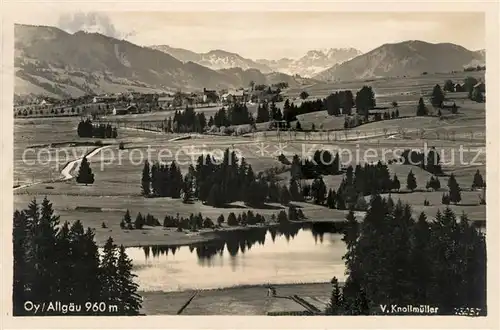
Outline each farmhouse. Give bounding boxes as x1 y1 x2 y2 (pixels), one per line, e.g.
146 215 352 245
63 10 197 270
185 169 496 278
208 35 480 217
222 90 247 104
454 83 465 92
158 95 175 109
203 88 219 103
473 82 485 94
93 95 118 103
112 104 138 115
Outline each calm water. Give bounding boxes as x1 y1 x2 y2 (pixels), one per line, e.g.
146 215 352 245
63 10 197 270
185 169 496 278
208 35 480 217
127 225 347 292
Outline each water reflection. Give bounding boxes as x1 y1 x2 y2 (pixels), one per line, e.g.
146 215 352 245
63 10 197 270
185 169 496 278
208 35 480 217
141 222 335 261
129 222 347 292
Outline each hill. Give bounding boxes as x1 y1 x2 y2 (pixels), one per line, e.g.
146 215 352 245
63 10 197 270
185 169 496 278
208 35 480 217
14 24 314 98
313 40 485 81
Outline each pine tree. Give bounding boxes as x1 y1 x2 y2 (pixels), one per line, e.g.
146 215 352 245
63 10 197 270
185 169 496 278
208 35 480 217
123 209 132 226
411 212 431 303
217 214 225 226
406 170 417 191
325 277 344 315
76 156 95 185
295 121 302 131
182 174 194 203
448 173 462 204
12 210 28 315
472 170 485 189
289 178 302 201
31 197 60 301
326 189 336 209
279 185 291 206
100 237 120 308
311 177 327 204
431 84 445 108
134 212 144 229
117 245 142 315
416 97 428 116
141 161 151 196
391 174 400 191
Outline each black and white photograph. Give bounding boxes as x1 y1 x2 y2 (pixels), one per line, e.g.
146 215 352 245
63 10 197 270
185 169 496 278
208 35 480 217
2 3 497 323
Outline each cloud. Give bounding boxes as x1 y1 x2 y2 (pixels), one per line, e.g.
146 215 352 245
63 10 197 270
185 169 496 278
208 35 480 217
57 12 135 39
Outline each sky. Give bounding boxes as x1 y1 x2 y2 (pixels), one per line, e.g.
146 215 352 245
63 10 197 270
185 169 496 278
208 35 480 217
16 11 485 60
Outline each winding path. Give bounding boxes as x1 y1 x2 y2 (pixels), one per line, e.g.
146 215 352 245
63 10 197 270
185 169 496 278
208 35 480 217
14 145 111 191
60 145 112 180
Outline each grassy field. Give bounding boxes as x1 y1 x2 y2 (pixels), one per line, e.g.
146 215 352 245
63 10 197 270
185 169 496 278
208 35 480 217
14 72 487 249
286 71 484 102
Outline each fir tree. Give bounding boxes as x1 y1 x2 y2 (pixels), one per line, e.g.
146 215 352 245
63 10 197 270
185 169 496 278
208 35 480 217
100 237 120 307
431 84 445 108
416 97 428 116
76 156 95 185
406 170 417 191
391 174 401 191
447 173 462 204
117 245 142 315
472 170 485 189
325 277 344 315
141 161 151 196
311 177 327 204
134 212 144 229
217 214 225 226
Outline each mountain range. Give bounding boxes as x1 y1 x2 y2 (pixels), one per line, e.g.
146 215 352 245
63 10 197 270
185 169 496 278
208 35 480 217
14 24 486 98
150 45 274 73
257 48 362 77
313 40 485 81
14 24 317 98
153 45 362 78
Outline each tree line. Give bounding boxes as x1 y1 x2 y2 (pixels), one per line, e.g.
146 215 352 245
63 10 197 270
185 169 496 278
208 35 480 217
326 195 486 315
164 107 207 133
140 149 304 208
13 198 142 315
77 119 118 138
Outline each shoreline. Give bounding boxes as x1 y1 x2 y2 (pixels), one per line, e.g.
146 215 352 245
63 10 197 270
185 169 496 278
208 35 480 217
111 219 348 249
139 281 334 315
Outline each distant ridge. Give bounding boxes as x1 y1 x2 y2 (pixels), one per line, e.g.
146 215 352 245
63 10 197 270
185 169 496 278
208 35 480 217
313 40 485 81
14 24 316 98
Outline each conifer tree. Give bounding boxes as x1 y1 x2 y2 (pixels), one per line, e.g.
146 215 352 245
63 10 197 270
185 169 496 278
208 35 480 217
406 170 417 191
391 174 400 191
325 277 344 315
141 160 151 196
217 214 225 226
431 84 445 108
134 212 144 229
12 210 28 315
326 189 336 209
279 185 291 205
289 178 302 201
472 170 485 189
117 245 142 315
416 97 428 116
447 173 462 204
100 237 119 307
311 177 327 204
76 156 95 185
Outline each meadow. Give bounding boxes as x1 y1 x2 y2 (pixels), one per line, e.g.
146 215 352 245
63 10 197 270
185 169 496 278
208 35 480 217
13 70 486 249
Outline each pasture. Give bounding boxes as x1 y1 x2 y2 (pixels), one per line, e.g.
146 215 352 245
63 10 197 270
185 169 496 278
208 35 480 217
13 72 487 248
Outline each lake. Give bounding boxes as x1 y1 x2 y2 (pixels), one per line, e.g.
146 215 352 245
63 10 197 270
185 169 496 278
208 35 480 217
127 224 347 292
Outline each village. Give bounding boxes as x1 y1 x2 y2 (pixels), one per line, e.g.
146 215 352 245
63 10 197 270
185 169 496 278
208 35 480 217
13 83 288 118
